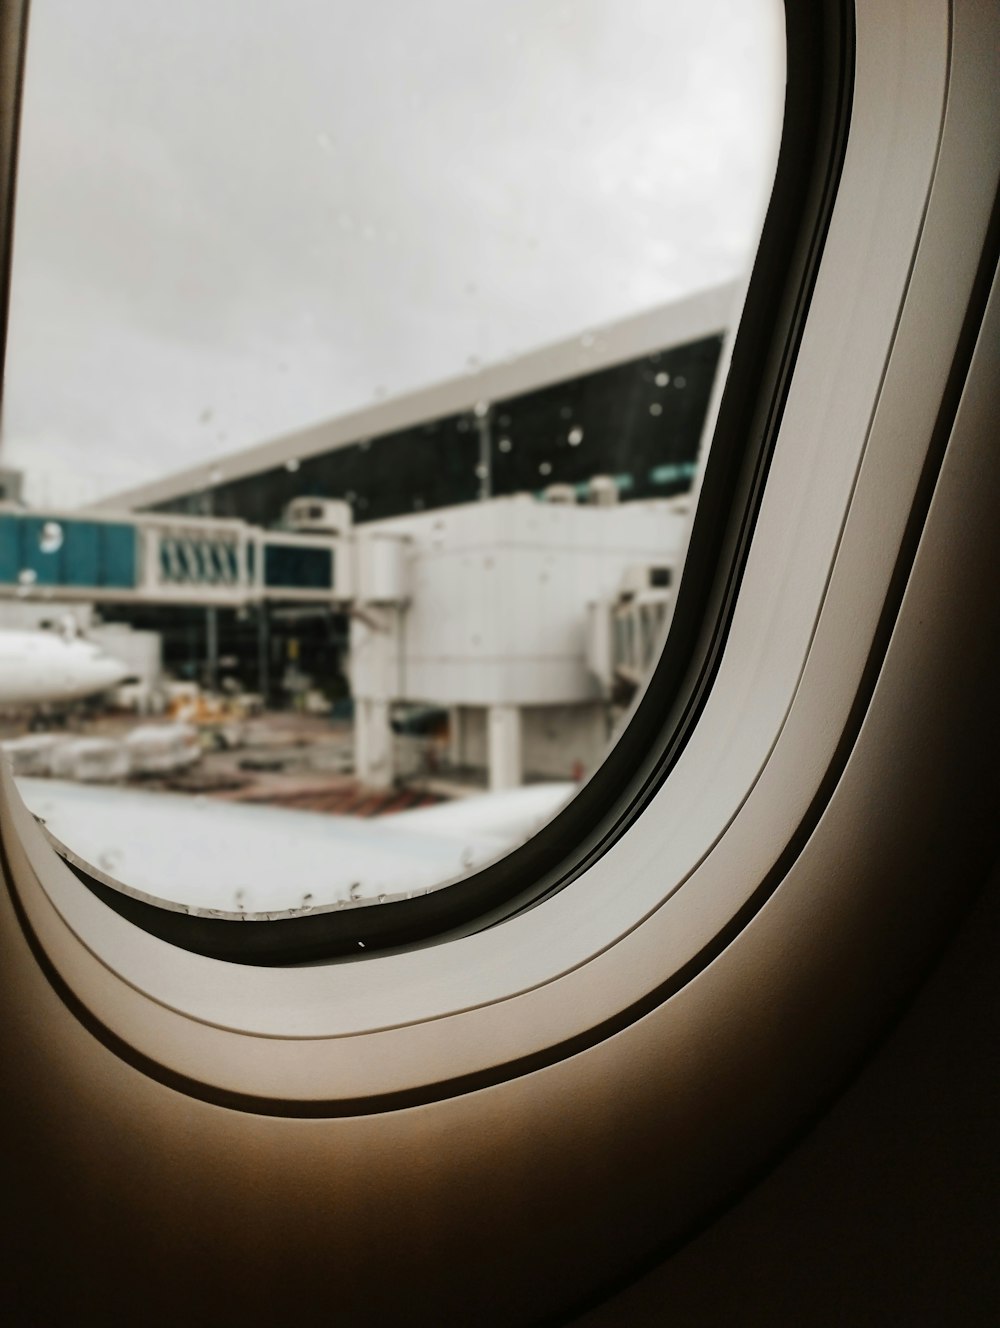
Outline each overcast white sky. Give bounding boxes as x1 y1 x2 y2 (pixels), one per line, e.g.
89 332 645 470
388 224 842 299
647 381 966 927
0 0 783 508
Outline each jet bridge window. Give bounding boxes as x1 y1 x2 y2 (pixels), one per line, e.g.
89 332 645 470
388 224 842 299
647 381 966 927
0 0 783 932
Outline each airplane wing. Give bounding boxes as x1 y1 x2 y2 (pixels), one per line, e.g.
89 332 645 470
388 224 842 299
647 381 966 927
14 777 573 915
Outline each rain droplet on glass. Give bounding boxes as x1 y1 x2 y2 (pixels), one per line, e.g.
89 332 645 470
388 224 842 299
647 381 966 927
473 400 489 418
539 461 553 476
39 521 63 554
649 403 663 417
498 437 513 453
655 371 670 387
674 375 687 389
285 458 300 473
568 427 584 446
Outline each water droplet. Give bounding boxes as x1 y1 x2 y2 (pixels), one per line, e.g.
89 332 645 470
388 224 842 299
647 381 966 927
285 458 300 473
17 568 36 586
39 521 63 554
539 461 553 476
316 131 335 153
559 406 573 420
655 371 670 387
473 400 489 418
567 426 584 446
209 466 223 484
199 406 214 424
498 437 513 453
475 463 489 480
358 940 366 948
674 375 687 389
378 893 387 904
649 403 663 417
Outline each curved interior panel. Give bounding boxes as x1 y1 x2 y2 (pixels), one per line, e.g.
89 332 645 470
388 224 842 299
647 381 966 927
1 1 998 1324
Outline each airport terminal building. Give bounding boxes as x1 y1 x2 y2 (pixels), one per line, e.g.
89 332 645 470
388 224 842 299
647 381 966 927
108 283 735 527
21 283 738 791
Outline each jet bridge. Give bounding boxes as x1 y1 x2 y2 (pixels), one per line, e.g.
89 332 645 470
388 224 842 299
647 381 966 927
0 506 354 608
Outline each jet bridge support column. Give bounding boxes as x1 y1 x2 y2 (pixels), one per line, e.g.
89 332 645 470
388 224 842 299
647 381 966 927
356 699 393 789
488 704 522 791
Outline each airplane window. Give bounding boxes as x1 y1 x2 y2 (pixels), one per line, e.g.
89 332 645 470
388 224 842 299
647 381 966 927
0 1 783 926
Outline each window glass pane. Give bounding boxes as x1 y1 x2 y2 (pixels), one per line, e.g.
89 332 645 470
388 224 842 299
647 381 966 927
0 0 783 915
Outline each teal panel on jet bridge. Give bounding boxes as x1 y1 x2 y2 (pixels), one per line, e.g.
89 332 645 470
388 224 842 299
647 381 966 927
61 522 101 586
98 523 138 588
0 515 138 590
0 515 20 583
263 543 333 591
21 517 62 585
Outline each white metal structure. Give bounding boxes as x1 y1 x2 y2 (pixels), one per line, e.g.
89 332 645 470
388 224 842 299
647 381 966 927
0 3 998 1325
350 494 689 788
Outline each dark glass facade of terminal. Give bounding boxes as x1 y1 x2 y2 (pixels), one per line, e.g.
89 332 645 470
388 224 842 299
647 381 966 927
153 335 722 527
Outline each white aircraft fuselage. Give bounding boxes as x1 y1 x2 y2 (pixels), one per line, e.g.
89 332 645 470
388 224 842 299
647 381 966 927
0 629 132 706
